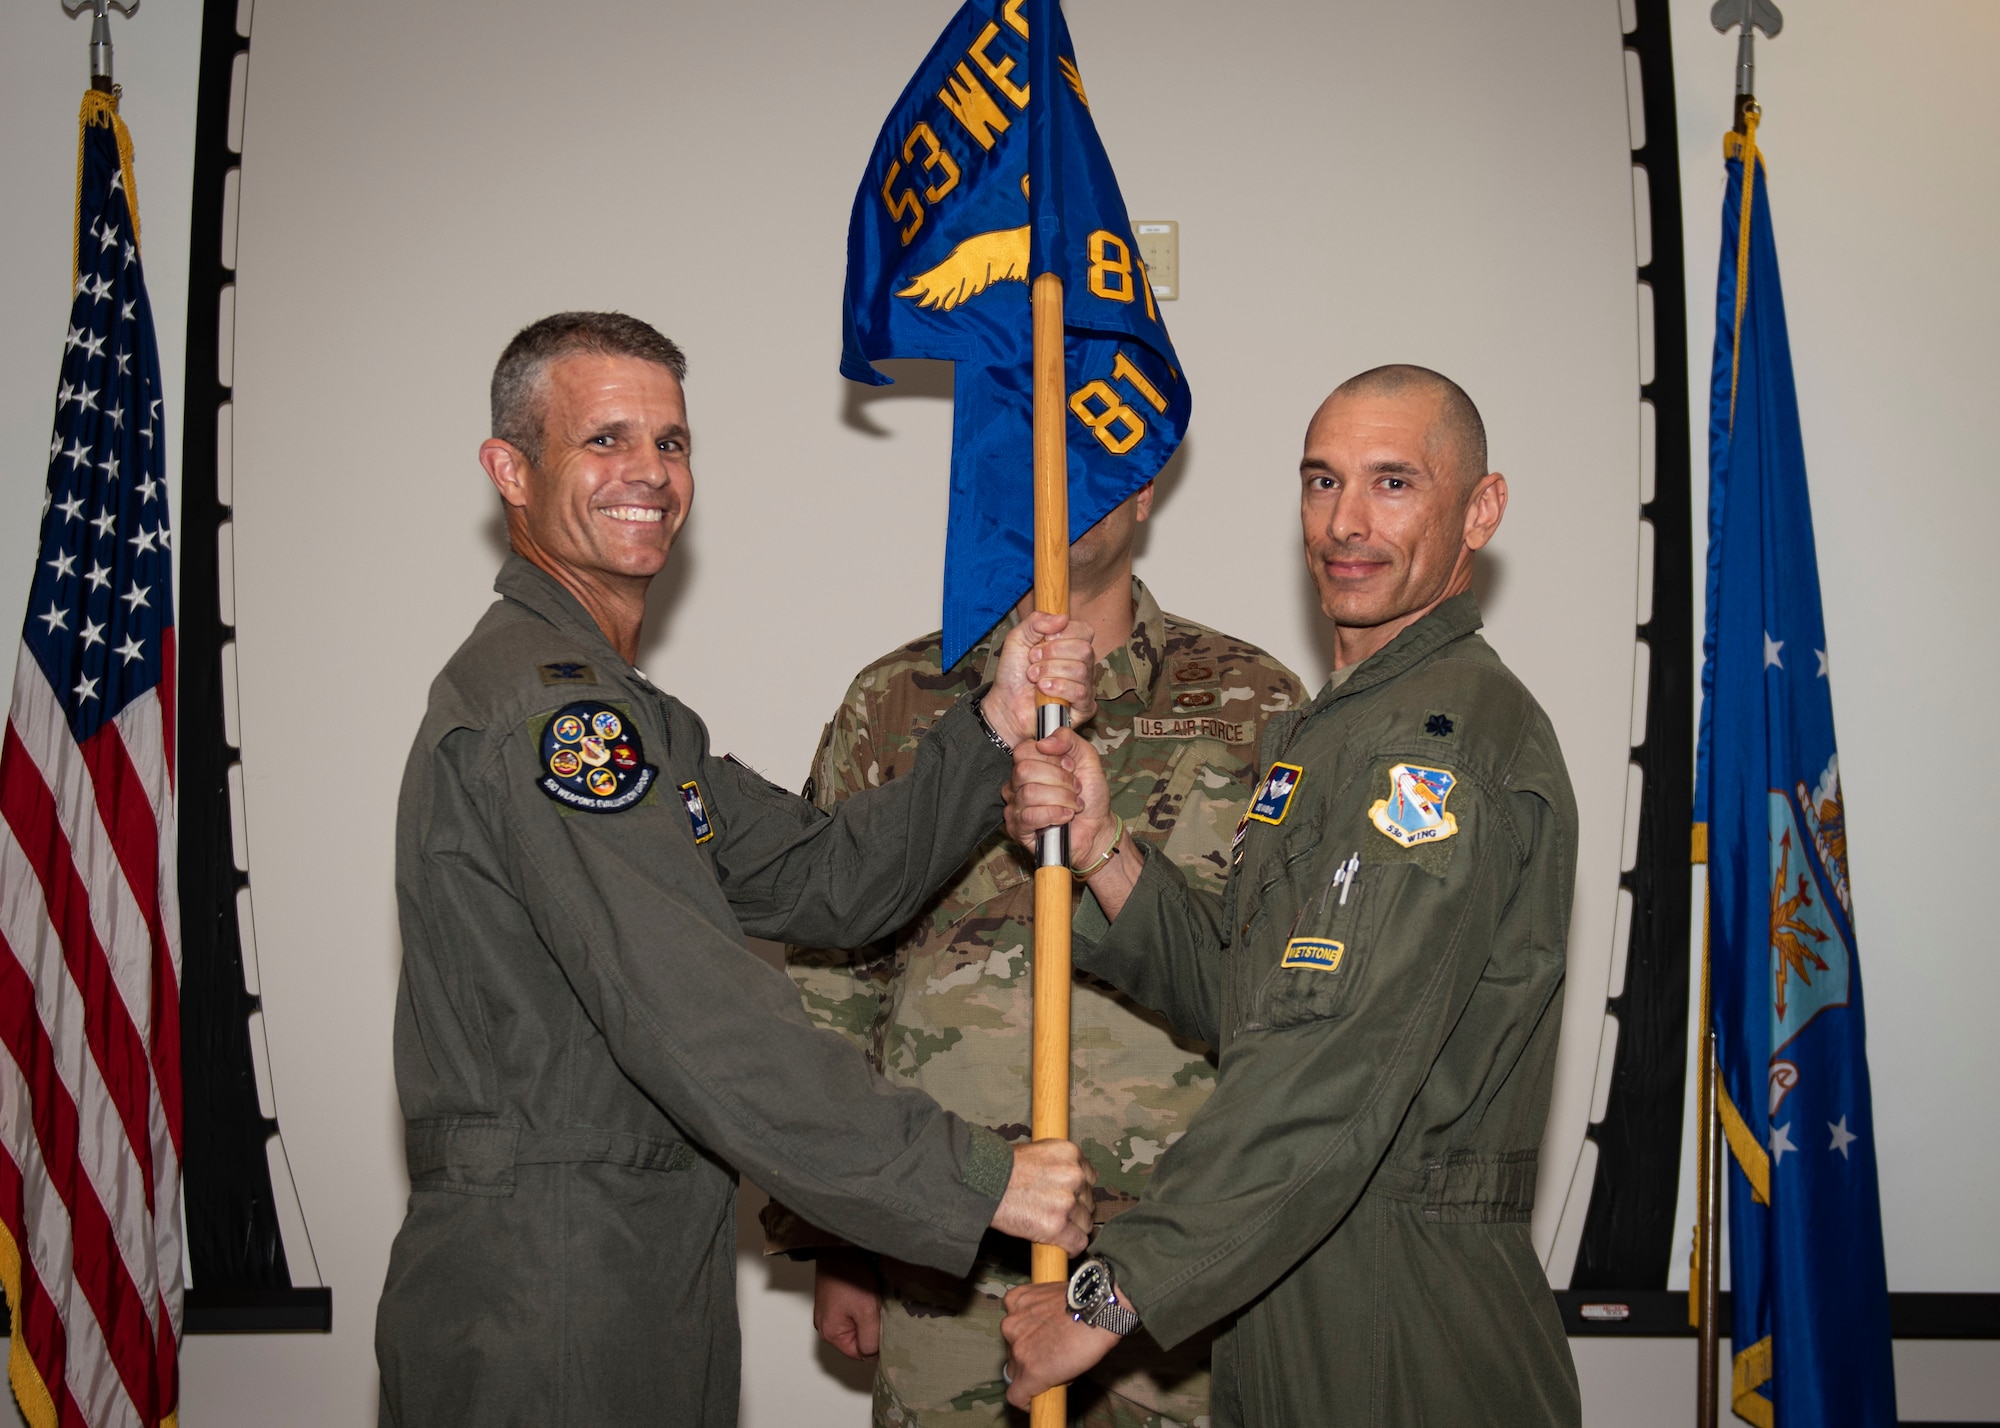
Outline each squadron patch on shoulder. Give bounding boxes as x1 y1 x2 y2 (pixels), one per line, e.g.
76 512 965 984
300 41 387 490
1369 763 1460 848
1247 762 1305 825
536 701 655 813
1281 937 1346 972
679 780 714 844
538 660 599 686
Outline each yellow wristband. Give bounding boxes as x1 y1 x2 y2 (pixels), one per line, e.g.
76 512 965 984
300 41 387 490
1071 814 1124 881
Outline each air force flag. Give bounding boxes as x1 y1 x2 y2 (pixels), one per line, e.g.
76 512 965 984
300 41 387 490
842 0 1189 666
1694 123 1896 1428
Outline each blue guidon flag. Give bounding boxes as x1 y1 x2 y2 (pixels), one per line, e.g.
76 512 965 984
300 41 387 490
1694 120 1895 1428
842 0 1190 667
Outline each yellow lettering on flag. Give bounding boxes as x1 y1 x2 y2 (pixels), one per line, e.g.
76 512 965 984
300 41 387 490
938 62 1013 150
968 22 1029 109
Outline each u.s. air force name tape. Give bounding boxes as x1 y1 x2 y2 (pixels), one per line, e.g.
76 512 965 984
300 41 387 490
1134 715 1252 743
535 700 657 814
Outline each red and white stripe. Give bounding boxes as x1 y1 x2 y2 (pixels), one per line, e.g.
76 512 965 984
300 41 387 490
0 643 182 1427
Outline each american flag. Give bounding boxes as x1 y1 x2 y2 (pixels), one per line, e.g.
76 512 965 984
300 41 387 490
0 92 183 1427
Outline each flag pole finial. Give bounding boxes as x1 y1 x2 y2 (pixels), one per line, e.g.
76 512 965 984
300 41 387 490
61 0 139 93
1711 0 1782 129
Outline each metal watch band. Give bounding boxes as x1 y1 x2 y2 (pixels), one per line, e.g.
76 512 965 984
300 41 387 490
1085 1298 1141 1336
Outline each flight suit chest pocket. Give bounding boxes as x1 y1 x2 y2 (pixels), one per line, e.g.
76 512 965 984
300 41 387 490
1243 860 1392 1032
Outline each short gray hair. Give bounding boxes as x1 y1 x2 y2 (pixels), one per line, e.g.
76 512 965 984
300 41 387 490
491 312 688 466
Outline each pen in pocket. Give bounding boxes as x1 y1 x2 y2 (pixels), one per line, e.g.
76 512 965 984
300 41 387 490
1318 852 1362 917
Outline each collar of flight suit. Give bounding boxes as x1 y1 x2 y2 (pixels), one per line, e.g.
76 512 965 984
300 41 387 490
493 552 636 675
973 577 1167 708
1307 590 1484 716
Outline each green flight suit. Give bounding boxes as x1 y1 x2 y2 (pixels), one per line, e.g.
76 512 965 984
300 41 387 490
377 557 1019 1428
1076 594 1583 1427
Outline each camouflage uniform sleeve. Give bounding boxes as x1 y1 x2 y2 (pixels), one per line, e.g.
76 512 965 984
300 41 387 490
765 679 897 1258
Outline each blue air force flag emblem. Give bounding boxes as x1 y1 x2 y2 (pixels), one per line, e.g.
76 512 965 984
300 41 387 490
1248 762 1304 825
1369 763 1460 848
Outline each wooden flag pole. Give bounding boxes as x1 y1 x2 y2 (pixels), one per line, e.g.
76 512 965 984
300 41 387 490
1028 269 1072 1428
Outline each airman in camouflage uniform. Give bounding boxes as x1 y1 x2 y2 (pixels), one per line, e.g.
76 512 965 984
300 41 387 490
765 577 1302 1427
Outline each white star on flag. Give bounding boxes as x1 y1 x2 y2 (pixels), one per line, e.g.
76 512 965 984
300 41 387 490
82 331 106 360
84 560 109 590
121 583 151 613
58 494 85 523
1816 649 1829 678
1763 632 1784 669
36 603 68 635
46 551 76 580
79 618 105 649
1770 1121 1797 1164
73 674 99 703
92 510 117 540
114 635 145 666
129 526 158 555
1828 1117 1857 1159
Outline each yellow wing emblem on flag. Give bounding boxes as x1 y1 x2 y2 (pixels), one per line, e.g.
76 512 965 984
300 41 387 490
896 225 1030 312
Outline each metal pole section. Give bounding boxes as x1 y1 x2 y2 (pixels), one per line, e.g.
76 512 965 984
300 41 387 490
62 0 141 93
1696 1027 1721 1427
1028 269 1072 1428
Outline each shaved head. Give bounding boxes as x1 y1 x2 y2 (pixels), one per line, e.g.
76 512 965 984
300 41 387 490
1326 364 1487 489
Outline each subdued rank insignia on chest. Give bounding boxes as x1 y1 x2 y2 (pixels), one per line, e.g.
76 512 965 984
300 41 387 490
1281 937 1346 972
1368 763 1460 848
679 780 714 844
1247 761 1305 825
538 660 598 686
537 701 655 813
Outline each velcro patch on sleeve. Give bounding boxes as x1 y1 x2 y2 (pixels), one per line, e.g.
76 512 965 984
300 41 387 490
535 701 656 814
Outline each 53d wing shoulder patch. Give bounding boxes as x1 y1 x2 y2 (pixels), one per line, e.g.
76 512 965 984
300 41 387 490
536 701 656 814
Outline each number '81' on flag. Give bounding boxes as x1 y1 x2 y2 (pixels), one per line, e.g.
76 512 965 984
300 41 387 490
841 0 1189 668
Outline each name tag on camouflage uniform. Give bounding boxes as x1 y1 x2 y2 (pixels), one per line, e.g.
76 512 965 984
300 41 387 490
1134 714 1251 743
537 702 656 813
1368 763 1460 847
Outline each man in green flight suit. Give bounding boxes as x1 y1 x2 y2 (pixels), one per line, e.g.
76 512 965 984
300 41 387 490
377 312 1102 1428
1001 365 1584 1426
763 482 1304 1426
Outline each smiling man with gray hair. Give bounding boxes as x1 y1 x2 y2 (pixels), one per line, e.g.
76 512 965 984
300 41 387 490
375 311 1100 1427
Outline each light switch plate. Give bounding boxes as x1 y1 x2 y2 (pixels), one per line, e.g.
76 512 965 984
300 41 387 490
1133 220 1178 300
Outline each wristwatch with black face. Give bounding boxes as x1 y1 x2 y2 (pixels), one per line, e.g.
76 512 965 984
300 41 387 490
1066 1256 1141 1336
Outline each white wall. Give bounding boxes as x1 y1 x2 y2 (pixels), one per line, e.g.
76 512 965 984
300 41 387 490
214 0 1638 1421
0 1 1995 1424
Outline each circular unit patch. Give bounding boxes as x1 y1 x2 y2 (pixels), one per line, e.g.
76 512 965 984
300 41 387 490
537 701 657 814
